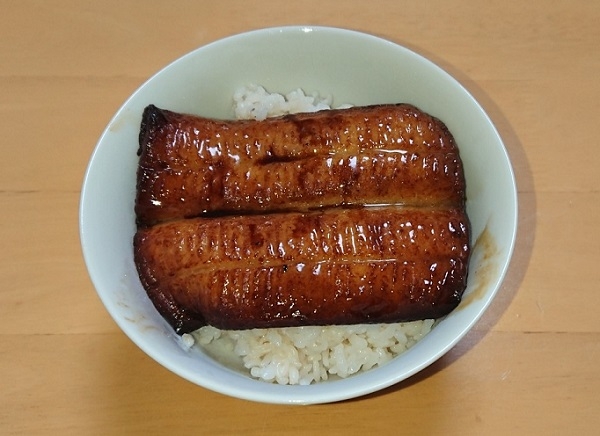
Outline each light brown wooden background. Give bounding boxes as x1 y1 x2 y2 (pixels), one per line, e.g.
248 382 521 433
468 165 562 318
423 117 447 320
1 1 599 434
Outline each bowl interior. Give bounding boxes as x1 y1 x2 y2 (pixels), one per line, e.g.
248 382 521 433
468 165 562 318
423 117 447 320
80 26 517 405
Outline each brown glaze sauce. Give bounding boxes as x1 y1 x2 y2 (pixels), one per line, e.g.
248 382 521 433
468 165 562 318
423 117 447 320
135 104 465 227
458 223 499 308
133 104 472 333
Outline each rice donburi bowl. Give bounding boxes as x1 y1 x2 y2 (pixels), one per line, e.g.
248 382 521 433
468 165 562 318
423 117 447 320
80 26 517 404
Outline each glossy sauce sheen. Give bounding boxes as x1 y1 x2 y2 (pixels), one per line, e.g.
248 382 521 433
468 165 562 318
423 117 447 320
136 104 465 227
134 104 471 333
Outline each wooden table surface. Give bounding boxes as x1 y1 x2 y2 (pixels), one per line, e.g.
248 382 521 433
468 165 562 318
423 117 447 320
2 1 599 434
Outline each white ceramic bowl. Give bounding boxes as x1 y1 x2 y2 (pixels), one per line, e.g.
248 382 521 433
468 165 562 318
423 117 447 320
80 26 517 404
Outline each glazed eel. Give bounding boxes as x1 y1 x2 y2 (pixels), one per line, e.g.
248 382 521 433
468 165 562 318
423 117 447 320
133 104 470 333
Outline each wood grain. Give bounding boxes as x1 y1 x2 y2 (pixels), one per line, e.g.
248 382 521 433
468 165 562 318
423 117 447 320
1 1 599 434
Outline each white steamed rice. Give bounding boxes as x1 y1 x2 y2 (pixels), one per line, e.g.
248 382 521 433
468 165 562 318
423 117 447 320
186 85 435 385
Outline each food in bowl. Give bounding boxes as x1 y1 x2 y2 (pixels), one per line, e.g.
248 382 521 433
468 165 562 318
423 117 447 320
132 85 471 384
195 319 435 385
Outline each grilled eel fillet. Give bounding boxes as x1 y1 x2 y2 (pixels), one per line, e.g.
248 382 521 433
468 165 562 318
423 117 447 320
134 104 470 333
136 104 465 227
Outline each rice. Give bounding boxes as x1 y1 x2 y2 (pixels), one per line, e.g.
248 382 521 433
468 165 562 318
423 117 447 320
194 321 434 385
232 84 352 119
188 85 435 385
